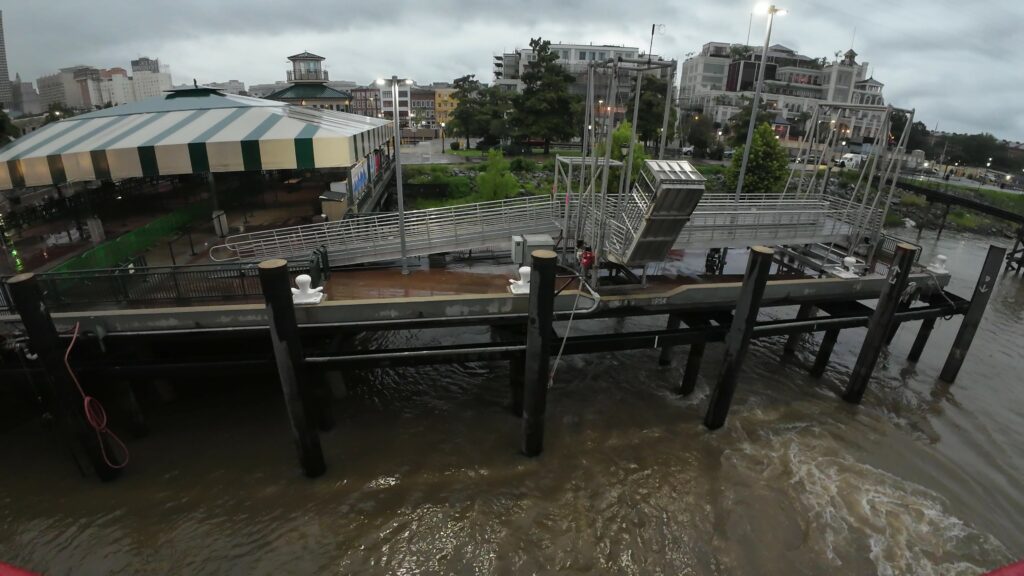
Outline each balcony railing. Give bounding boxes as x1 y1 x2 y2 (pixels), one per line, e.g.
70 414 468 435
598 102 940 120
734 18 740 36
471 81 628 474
287 70 328 82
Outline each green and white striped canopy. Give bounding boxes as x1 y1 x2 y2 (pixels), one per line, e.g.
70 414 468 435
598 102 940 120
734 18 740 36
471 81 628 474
0 87 393 190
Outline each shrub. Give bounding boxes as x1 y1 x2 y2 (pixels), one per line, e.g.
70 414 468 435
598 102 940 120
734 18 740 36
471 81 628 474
476 149 519 201
449 141 460 151
510 157 536 172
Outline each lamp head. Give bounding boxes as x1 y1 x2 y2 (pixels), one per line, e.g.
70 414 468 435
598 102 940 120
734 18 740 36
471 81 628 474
375 78 385 85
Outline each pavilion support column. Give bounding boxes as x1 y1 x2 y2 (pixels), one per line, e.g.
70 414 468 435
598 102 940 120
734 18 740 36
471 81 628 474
209 173 228 238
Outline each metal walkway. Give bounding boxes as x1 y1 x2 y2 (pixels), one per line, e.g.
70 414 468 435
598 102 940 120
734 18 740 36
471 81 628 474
211 191 881 265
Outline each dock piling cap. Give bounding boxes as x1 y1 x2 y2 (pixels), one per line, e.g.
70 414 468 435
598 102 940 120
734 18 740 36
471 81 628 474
6 273 34 284
530 249 557 260
750 246 774 256
258 258 289 270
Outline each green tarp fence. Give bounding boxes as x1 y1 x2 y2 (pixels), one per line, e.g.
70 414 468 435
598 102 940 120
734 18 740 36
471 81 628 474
53 203 208 272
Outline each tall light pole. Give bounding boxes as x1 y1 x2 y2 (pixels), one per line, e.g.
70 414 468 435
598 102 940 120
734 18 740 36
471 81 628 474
734 3 786 201
377 75 414 275
440 122 446 154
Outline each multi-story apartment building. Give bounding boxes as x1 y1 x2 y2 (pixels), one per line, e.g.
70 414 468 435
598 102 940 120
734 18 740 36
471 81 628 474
493 42 671 99
434 86 457 127
207 80 246 95
130 57 160 74
37 60 172 110
349 85 382 118
9 73 43 116
248 82 290 98
681 42 887 142
37 66 90 109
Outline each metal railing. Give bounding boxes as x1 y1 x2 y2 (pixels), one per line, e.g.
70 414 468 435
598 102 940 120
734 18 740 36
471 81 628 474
213 194 567 265
1 262 312 314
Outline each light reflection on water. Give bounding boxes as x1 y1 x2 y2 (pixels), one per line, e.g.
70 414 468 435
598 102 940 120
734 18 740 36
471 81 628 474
0 232 1022 574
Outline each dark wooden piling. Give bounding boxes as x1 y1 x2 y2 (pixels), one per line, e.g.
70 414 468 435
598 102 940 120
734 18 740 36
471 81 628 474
704 246 774 430
939 244 1006 382
257 259 325 478
522 250 556 457
658 314 682 366
783 304 816 356
679 316 711 396
935 204 951 240
510 351 525 417
6 273 120 481
810 329 840 377
907 318 936 363
843 243 917 404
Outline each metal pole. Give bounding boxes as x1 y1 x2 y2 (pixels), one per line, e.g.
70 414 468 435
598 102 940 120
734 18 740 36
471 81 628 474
657 63 675 159
391 76 410 275
257 258 326 477
843 243 917 404
939 245 1005 382
522 249 556 456
704 246 774 429
622 67 644 206
592 64 619 287
734 7 776 201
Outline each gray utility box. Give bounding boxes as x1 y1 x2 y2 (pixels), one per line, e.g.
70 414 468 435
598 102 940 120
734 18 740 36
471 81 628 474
511 234 555 264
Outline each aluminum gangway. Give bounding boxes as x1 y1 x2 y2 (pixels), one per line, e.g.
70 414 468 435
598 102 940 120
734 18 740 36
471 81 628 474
211 190 880 266
210 195 566 265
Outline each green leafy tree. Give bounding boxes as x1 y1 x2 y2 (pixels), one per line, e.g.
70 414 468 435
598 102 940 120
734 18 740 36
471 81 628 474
597 121 647 177
449 74 487 148
726 97 770 147
726 123 789 194
43 103 75 125
625 75 677 150
889 111 932 154
0 110 19 145
513 37 577 154
476 149 519 201
686 115 716 158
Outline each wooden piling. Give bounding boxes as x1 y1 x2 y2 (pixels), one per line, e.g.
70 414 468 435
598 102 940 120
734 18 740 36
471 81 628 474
939 245 1006 382
935 204 951 240
510 351 525 417
810 329 840 377
907 318 936 363
783 304 816 356
658 314 682 366
258 259 325 478
679 316 711 396
6 273 120 481
522 250 556 457
704 246 774 430
843 243 917 404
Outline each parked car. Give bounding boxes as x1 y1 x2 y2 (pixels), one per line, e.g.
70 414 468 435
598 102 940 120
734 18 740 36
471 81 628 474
723 149 735 159
681 145 695 156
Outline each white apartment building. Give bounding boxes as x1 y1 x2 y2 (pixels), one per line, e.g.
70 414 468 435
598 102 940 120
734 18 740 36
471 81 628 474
681 43 888 142
493 42 671 96
100 71 135 106
132 70 172 100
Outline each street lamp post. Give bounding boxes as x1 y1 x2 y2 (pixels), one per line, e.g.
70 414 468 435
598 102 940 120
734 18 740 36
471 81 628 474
734 3 786 201
440 122 446 154
377 75 414 275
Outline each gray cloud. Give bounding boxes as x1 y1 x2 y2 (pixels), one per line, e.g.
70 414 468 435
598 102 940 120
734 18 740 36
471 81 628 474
4 0 1021 139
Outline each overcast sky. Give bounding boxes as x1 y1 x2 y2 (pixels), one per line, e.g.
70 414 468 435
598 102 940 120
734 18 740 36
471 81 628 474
4 0 1022 140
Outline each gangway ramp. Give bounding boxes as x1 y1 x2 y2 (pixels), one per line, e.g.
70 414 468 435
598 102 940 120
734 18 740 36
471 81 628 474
210 195 565 266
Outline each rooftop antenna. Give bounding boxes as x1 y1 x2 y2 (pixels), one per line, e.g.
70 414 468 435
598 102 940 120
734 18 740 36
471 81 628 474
850 27 857 51
647 24 656 64
746 13 753 47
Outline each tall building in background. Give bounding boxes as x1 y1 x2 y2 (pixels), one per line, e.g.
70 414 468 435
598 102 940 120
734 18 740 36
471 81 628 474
130 57 160 74
0 10 12 107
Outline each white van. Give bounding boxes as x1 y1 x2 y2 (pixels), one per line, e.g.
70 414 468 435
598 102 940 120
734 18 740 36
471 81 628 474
834 153 866 169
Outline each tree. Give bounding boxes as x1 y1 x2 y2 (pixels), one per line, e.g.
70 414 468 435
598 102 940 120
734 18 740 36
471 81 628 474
0 110 19 145
625 74 677 150
889 111 931 153
43 103 75 125
449 74 487 148
726 96 770 147
685 115 716 157
597 121 647 178
513 37 578 154
476 149 519 201
725 123 790 194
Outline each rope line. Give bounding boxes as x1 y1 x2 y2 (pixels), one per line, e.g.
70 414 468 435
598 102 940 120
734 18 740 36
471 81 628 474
65 322 130 470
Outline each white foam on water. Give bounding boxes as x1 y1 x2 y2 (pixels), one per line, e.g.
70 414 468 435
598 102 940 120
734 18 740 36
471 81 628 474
725 429 1012 574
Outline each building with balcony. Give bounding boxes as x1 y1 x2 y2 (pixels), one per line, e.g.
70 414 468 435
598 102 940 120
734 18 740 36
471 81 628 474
434 86 457 127
265 51 351 111
680 42 888 143
492 42 671 98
